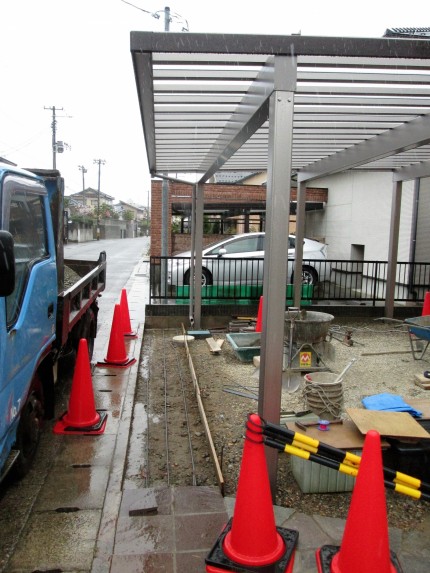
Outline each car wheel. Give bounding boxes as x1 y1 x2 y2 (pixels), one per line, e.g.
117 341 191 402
184 268 213 286
301 265 318 285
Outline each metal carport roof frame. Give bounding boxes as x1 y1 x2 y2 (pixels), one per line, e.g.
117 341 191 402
131 31 430 493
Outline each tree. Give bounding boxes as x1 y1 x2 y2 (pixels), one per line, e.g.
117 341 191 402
123 210 134 221
95 203 119 220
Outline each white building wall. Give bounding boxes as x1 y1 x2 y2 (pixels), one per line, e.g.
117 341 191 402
305 171 415 261
416 177 430 262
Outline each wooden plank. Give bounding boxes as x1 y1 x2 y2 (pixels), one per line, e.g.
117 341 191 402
406 397 430 416
361 350 412 356
181 324 225 492
346 408 430 439
206 337 221 354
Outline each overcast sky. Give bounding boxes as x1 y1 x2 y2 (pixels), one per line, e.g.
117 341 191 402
0 1 426 207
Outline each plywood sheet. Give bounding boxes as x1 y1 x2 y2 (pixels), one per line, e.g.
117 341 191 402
346 408 430 439
407 397 430 414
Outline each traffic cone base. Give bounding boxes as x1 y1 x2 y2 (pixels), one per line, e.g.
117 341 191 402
124 330 138 339
53 338 108 435
53 410 108 435
206 518 298 573
316 546 401 573
97 356 136 369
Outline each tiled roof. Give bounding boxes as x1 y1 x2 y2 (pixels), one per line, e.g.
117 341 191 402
384 27 430 38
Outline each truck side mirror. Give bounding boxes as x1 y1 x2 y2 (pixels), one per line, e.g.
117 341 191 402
0 231 15 296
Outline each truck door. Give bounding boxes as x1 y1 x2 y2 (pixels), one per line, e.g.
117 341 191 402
0 174 57 469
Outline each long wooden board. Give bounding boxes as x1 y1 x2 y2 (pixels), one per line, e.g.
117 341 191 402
181 324 225 493
346 408 430 439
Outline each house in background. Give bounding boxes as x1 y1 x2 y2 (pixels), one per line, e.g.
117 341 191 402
114 199 146 222
68 188 115 209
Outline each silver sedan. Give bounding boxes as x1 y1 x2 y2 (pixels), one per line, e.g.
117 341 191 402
168 232 328 287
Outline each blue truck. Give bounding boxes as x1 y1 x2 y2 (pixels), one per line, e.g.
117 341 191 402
0 163 106 482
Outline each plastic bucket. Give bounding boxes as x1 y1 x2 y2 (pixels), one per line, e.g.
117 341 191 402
303 372 343 420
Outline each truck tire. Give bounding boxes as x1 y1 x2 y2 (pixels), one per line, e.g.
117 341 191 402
67 307 97 365
11 375 44 480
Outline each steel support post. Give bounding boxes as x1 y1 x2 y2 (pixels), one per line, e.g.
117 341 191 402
258 56 296 499
191 184 204 329
385 180 402 318
293 181 307 307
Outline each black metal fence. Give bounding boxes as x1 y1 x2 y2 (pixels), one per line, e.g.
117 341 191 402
149 256 430 305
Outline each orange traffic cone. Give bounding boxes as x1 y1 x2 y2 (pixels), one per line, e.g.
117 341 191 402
205 413 298 572
97 304 136 368
316 430 402 573
120 288 137 338
255 296 263 332
53 338 107 435
422 291 430 316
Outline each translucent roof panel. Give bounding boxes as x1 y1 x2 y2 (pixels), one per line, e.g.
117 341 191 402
131 32 430 182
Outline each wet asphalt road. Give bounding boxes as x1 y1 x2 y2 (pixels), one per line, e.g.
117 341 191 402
0 237 150 572
64 237 150 327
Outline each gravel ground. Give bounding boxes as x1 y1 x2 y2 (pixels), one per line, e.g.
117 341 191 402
143 316 430 531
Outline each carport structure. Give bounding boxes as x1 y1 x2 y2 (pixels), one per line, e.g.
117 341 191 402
131 32 430 492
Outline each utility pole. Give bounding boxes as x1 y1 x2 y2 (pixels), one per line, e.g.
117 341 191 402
78 165 87 206
120 2 188 31
93 159 106 240
164 6 170 30
45 105 63 169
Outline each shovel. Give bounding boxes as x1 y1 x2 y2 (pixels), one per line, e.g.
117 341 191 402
334 358 357 384
282 307 302 393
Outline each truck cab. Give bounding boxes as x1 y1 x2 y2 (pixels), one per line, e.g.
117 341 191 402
0 165 59 478
0 163 106 482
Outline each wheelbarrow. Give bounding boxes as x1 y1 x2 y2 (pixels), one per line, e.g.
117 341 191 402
405 315 430 360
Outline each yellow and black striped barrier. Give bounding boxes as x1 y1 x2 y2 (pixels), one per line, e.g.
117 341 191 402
261 419 430 503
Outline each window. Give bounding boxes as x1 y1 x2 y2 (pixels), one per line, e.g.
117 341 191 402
6 189 48 326
207 235 263 256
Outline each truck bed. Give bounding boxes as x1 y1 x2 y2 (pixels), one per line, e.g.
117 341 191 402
57 251 107 347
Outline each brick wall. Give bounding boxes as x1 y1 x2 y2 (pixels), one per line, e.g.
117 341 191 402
150 180 327 257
